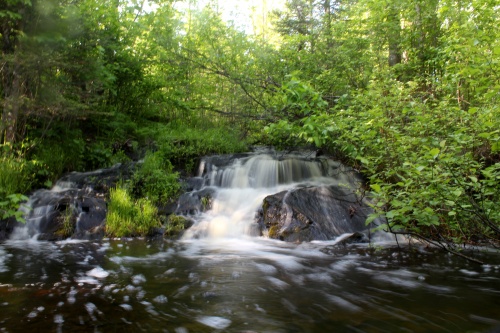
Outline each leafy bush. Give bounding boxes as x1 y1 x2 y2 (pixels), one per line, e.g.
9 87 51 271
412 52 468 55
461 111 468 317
264 76 331 149
0 193 30 223
264 75 500 244
130 151 180 204
0 150 35 222
105 186 160 237
157 123 248 173
85 142 114 170
0 151 36 195
330 78 500 243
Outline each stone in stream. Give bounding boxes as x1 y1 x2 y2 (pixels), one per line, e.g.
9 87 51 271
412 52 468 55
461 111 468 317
3 163 135 241
257 185 373 242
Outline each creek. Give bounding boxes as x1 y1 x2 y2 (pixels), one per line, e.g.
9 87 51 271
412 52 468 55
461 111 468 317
0 150 499 332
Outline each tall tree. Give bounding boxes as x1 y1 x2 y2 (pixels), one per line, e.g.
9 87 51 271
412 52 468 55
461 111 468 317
0 0 33 144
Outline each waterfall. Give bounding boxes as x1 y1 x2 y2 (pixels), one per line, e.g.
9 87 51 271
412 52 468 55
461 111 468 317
180 152 366 240
205 154 325 188
9 164 126 240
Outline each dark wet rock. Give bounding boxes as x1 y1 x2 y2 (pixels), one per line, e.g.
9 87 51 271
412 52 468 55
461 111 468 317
54 162 137 194
5 163 138 241
183 177 206 191
198 153 253 176
22 189 108 241
176 187 216 215
0 217 22 241
257 185 374 242
147 227 166 239
157 201 179 217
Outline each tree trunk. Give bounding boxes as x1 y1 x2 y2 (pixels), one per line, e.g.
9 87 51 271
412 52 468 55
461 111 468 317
1 1 28 145
1 63 22 144
323 0 333 48
387 4 401 67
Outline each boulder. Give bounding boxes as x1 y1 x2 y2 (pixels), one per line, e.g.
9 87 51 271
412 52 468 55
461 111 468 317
21 189 107 241
257 185 373 242
6 163 136 241
175 187 216 215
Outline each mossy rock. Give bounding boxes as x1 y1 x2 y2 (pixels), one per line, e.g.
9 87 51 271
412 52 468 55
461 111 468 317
267 225 281 239
54 208 77 239
164 214 194 238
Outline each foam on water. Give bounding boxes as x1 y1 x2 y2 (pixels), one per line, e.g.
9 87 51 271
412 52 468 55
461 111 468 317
0 237 498 332
196 316 232 329
86 267 110 279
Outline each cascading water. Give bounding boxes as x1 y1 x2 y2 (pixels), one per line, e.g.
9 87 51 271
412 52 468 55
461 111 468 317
9 163 130 240
178 151 369 241
1 151 499 333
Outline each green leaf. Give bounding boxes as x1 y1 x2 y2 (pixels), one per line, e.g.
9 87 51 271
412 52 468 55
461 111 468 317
365 213 379 225
356 156 369 165
468 107 478 115
370 184 381 193
429 148 440 159
386 210 398 219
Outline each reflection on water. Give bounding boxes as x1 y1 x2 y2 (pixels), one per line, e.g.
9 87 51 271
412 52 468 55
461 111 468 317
0 237 499 332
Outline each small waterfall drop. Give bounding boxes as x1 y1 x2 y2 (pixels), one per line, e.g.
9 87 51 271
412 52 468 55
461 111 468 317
206 154 325 188
180 151 367 240
10 163 129 240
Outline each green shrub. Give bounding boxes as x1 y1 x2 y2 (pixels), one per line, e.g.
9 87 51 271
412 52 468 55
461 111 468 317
130 151 180 204
0 147 41 222
263 75 500 244
0 193 30 223
85 142 113 170
158 124 248 173
0 152 35 196
109 150 132 165
105 186 160 237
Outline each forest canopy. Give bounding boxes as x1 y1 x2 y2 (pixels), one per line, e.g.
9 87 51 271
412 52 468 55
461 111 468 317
1 0 499 244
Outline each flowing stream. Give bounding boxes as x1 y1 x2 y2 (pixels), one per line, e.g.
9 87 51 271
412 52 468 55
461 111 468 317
1 152 499 332
180 152 362 240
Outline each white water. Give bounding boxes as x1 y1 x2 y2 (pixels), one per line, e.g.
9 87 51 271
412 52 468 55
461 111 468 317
10 166 115 240
182 153 362 240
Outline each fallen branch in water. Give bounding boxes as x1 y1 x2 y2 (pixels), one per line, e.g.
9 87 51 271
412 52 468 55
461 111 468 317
387 227 485 265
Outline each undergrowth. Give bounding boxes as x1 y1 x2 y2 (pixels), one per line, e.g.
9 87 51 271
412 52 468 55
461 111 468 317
106 186 160 237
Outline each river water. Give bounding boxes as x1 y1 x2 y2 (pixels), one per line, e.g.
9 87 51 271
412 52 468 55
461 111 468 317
1 152 499 332
0 237 499 332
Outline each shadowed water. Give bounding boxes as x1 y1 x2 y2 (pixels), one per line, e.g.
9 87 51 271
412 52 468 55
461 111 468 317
0 238 499 332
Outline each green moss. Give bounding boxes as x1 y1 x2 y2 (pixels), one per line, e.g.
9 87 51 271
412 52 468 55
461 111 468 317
55 208 76 238
268 225 280 239
164 214 191 237
201 195 212 211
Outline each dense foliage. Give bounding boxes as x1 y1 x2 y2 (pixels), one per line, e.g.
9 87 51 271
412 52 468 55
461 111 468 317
1 0 498 244
263 0 500 247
